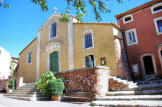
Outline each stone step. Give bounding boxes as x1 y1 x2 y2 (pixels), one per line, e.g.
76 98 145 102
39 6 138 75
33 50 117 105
4 82 49 101
110 76 135 85
136 83 162 90
22 85 34 87
95 95 162 100
23 83 35 85
7 91 41 94
13 88 36 91
110 76 137 85
137 79 162 85
106 89 162 96
109 76 138 91
19 85 35 88
12 89 37 93
4 93 46 97
124 83 162 91
62 96 88 102
6 96 49 101
91 100 162 107
144 75 158 81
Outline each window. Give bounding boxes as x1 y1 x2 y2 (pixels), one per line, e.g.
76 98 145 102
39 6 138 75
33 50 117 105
125 28 138 46
123 14 133 24
157 20 162 32
85 55 94 67
132 64 139 73
27 52 32 64
84 33 93 49
153 6 162 12
151 3 162 14
50 22 57 38
154 17 162 35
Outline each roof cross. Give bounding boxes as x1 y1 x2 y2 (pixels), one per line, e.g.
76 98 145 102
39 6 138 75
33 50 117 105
53 7 58 14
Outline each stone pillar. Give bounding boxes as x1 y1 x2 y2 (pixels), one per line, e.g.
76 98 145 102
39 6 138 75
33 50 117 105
90 66 110 100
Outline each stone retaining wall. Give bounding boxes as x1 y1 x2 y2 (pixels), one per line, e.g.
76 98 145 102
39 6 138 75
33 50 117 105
55 66 110 100
109 78 128 91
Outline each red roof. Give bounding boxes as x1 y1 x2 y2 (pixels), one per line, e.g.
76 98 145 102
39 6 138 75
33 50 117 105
115 0 162 19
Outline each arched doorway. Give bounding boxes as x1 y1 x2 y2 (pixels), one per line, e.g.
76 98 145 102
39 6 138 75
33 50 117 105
50 51 59 73
141 54 156 75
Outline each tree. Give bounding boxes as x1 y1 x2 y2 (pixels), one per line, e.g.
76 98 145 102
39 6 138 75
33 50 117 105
0 0 10 8
32 0 123 22
0 0 123 22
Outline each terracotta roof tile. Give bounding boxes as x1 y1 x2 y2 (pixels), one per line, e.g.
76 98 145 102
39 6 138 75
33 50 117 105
115 0 162 19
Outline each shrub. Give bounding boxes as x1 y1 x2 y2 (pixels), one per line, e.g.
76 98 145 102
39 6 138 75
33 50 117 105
8 77 15 90
46 78 64 97
34 71 56 94
35 71 64 97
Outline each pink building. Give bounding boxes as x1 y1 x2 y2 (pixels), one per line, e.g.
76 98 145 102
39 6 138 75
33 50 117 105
116 0 162 80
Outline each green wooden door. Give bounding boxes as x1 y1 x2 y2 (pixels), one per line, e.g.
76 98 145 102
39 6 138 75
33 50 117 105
50 51 59 73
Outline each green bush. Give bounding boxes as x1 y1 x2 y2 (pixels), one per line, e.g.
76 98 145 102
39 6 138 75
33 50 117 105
35 71 64 97
35 71 56 94
8 77 15 90
46 78 64 96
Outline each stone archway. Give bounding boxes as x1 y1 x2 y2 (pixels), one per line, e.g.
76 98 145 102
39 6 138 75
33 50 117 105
45 42 61 72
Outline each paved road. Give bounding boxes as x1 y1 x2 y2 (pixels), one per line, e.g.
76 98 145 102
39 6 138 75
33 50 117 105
0 94 90 107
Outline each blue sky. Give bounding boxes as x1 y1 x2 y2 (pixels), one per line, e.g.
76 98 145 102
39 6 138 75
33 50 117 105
0 0 152 58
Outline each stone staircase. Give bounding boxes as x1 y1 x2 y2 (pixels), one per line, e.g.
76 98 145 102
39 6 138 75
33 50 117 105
4 83 49 101
109 76 138 91
91 76 162 107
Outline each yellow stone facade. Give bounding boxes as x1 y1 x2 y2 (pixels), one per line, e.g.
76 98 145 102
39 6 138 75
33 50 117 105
73 23 121 75
18 13 122 83
18 38 37 82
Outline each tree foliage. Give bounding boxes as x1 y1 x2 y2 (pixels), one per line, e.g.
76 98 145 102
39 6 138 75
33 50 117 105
0 0 123 22
0 0 10 8
32 0 123 22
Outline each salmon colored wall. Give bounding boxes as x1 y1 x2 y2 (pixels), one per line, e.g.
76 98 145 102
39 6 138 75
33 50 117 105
117 3 162 77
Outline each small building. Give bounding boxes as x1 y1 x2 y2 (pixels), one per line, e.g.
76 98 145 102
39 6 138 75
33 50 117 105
0 46 11 80
116 0 162 80
17 12 129 83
